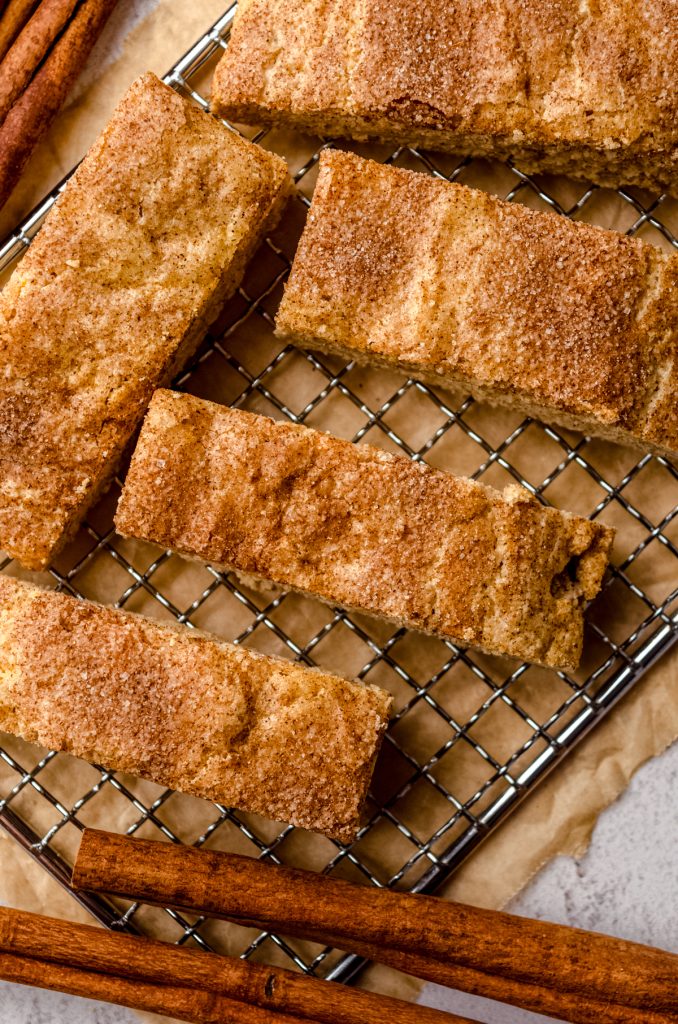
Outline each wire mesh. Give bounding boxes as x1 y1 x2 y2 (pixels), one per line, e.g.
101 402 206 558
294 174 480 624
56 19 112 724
1 2 677 987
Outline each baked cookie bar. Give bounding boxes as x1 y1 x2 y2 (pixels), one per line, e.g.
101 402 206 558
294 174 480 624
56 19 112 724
276 151 678 458
211 0 678 193
0 72 291 569
0 576 390 841
115 390 615 670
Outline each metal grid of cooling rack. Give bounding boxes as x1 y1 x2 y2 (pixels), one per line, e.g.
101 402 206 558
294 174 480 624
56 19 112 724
1 2 677 989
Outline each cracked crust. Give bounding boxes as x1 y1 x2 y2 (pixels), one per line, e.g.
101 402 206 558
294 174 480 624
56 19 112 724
0 72 291 571
0 576 391 842
276 150 678 458
211 0 678 194
115 391 615 670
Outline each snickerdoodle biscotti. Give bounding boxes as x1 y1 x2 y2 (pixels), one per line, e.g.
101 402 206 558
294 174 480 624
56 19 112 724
0 72 291 571
0 576 390 841
276 151 678 458
115 391 614 670
211 0 678 194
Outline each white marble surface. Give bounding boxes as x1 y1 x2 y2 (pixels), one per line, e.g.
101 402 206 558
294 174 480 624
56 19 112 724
1 739 676 1024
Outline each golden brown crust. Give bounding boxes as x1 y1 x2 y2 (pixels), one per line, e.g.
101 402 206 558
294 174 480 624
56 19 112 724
0 72 291 571
275 150 678 458
211 0 678 194
0 576 390 841
115 391 614 670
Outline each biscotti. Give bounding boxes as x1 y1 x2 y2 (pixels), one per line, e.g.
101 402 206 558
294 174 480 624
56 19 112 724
0 576 390 841
211 0 678 194
276 151 678 458
0 72 291 571
115 390 614 670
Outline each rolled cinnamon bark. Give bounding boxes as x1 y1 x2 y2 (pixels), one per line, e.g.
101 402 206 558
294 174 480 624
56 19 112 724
0 950 298 1024
0 0 40 61
0 0 79 123
0 906 471 1024
73 831 678 1024
0 0 118 209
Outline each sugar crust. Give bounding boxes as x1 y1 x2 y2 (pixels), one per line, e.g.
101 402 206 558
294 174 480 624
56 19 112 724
211 0 678 193
115 390 615 670
0 72 291 570
0 576 391 841
276 150 678 458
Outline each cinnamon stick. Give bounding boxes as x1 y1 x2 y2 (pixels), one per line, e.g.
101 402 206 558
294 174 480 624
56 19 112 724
0 0 79 124
299 931 678 1024
0 906 473 1024
0 0 118 210
73 830 678 1023
0 949 305 1024
0 0 39 61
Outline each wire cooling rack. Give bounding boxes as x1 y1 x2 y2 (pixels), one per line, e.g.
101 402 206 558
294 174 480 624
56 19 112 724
1 2 677 990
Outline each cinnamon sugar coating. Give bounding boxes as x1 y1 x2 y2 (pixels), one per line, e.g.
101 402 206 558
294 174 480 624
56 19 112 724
211 0 678 194
0 576 390 841
116 391 614 670
0 72 291 571
276 150 678 458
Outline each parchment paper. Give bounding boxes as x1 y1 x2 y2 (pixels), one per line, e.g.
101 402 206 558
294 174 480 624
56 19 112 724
0 1 676 1016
